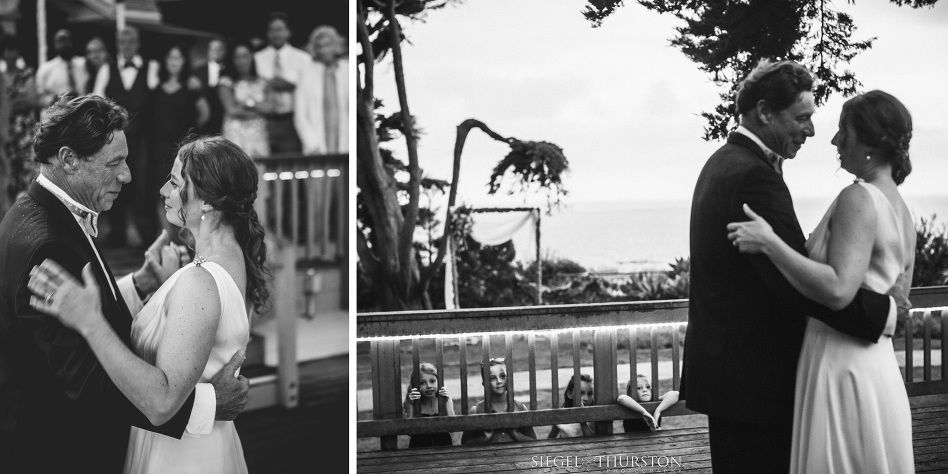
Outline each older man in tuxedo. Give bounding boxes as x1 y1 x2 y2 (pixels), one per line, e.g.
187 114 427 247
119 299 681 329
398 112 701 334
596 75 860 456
682 59 901 472
93 27 160 248
0 94 248 473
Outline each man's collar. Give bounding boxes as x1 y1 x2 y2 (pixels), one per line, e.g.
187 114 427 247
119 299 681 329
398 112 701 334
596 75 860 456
36 174 98 219
734 125 786 174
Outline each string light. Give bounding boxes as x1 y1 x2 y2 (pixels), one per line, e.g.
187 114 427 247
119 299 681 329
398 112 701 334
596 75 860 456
356 322 686 342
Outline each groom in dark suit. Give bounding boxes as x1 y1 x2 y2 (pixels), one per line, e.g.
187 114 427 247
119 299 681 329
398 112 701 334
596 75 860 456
683 60 900 472
0 94 249 473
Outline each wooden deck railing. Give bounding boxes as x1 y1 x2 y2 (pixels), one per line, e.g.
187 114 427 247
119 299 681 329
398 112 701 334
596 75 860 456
243 152 348 411
356 286 948 450
253 152 348 310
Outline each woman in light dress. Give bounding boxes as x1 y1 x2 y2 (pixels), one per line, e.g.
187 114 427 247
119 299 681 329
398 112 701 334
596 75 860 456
28 136 270 473
219 41 273 158
728 90 915 473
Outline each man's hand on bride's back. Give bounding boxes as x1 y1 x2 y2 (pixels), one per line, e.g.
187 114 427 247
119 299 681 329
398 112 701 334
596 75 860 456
885 272 913 322
212 350 250 421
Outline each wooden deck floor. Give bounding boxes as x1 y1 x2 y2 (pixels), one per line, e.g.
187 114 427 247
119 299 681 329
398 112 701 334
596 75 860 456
236 353 348 473
357 394 948 473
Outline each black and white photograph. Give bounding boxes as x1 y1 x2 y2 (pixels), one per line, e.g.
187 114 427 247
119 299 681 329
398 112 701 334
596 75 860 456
0 0 348 472
356 0 948 472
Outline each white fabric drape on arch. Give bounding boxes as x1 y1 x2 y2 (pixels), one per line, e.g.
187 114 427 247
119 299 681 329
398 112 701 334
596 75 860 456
444 210 537 309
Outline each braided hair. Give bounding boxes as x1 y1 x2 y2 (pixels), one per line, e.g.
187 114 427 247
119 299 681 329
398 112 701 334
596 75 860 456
175 135 271 314
841 90 913 185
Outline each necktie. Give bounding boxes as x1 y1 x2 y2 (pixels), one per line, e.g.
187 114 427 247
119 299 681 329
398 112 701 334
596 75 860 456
324 63 339 153
61 200 99 237
273 51 282 79
765 149 785 175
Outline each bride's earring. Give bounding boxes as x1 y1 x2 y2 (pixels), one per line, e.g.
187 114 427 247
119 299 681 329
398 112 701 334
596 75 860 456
201 209 207 221
866 155 871 161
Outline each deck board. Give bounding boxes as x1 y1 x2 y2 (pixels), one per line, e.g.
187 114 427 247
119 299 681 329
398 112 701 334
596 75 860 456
236 353 348 473
358 394 948 472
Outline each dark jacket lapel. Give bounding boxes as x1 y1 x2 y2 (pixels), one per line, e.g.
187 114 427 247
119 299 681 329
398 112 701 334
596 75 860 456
726 131 773 168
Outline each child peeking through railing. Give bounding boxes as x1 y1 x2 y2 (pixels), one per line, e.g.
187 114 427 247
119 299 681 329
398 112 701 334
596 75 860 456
548 373 595 438
461 358 537 444
618 374 679 432
402 362 456 447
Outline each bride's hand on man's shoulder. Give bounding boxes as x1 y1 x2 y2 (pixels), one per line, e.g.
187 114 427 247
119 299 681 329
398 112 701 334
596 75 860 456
28 260 104 335
726 204 775 254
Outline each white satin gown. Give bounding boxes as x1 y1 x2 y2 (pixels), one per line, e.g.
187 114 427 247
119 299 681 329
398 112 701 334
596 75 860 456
124 261 250 474
790 181 914 473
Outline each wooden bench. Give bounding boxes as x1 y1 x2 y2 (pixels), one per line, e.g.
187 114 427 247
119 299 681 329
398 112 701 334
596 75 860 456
356 287 948 470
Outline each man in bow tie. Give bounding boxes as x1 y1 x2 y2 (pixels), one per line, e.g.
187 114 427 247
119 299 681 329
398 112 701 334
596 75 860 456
0 94 249 473
93 27 160 249
682 59 899 472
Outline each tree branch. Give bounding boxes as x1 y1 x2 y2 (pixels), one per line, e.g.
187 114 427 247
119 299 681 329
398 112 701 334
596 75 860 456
419 119 512 289
357 0 374 98
386 0 423 300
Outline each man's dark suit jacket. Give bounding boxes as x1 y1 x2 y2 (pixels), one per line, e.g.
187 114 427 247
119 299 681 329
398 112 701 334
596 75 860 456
682 132 891 425
194 63 225 135
0 182 197 473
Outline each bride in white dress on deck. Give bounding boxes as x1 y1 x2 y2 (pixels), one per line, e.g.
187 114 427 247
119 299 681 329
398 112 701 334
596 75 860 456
728 90 916 473
27 136 271 473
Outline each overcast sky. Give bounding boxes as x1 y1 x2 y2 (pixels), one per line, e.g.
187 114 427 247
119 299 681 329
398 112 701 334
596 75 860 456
370 0 948 207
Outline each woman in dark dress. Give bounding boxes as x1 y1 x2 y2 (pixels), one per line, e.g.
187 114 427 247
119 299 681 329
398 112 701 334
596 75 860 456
402 363 455 447
146 44 209 240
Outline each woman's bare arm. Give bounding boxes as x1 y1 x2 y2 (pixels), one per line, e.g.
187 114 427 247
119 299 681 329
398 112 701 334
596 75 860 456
76 267 220 425
728 184 876 310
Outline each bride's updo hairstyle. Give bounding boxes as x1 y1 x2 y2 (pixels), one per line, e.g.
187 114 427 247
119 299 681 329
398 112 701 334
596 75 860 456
841 90 913 185
176 135 271 314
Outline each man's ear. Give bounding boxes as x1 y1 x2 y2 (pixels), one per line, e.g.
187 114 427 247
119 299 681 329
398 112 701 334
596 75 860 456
755 100 774 126
57 146 80 173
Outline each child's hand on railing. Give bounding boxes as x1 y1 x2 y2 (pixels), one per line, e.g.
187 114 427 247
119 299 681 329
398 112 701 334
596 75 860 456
438 387 449 398
641 411 658 432
408 388 421 401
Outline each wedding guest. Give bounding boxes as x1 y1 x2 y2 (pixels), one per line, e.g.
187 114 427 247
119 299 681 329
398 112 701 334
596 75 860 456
146 44 210 242
194 38 227 135
81 37 109 95
35 29 86 116
547 373 594 438
219 41 273 159
461 359 537 444
94 27 160 247
402 362 456 447
255 11 309 154
1 34 38 203
618 374 679 432
295 25 348 155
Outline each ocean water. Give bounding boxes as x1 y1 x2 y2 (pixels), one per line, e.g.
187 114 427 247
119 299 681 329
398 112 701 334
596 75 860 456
538 194 948 272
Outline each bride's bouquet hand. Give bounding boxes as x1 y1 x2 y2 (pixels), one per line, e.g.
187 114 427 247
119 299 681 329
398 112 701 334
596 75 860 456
726 204 776 255
28 260 104 336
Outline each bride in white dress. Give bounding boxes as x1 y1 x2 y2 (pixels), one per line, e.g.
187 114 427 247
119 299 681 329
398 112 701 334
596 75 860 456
27 136 270 473
728 90 916 473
